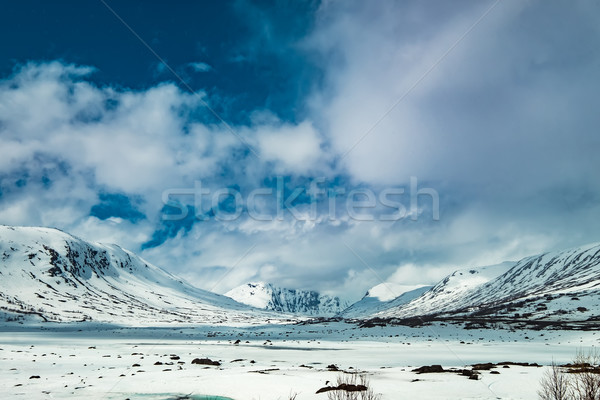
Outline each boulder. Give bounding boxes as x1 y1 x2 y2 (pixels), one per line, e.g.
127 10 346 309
191 357 221 366
316 384 367 394
412 365 445 374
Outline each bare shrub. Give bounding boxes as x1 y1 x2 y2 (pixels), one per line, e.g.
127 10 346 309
538 362 570 400
539 349 600 400
570 349 600 400
326 373 381 400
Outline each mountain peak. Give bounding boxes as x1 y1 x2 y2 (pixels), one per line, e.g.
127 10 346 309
225 282 349 316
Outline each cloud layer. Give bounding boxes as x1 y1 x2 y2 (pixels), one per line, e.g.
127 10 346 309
1 1 600 301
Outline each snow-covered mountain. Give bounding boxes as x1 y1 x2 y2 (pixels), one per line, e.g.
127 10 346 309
366 243 600 325
0 226 292 326
367 262 515 319
225 282 349 316
339 285 432 319
5 225 598 328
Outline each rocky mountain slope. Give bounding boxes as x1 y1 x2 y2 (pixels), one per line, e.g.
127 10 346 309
0 226 292 325
225 282 349 316
364 244 600 327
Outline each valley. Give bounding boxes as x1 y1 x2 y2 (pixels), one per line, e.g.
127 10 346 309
2 225 600 399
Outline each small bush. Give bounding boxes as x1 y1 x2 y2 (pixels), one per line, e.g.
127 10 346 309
570 349 600 400
327 374 381 400
538 349 600 400
538 362 570 400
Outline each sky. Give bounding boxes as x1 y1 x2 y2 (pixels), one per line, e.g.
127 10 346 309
1 0 599 302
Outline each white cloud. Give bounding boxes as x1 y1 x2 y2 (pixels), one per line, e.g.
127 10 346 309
188 62 212 72
253 120 325 174
0 62 330 227
2 1 600 300
308 1 600 192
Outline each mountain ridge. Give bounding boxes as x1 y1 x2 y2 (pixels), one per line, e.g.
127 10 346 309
363 242 600 326
3 224 599 329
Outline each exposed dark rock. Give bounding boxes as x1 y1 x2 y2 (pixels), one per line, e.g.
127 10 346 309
316 384 368 394
472 363 495 370
412 365 445 374
191 358 220 366
249 368 280 374
497 361 540 367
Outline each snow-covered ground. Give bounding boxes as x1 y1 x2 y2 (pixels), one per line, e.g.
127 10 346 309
2 321 598 399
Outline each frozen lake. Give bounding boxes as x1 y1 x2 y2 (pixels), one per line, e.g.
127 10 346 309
1 321 598 399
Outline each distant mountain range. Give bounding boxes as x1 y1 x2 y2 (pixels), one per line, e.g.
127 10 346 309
225 282 349 316
2 225 599 328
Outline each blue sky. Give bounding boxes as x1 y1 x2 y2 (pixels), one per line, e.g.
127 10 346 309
0 1 319 123
1 0 600 301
